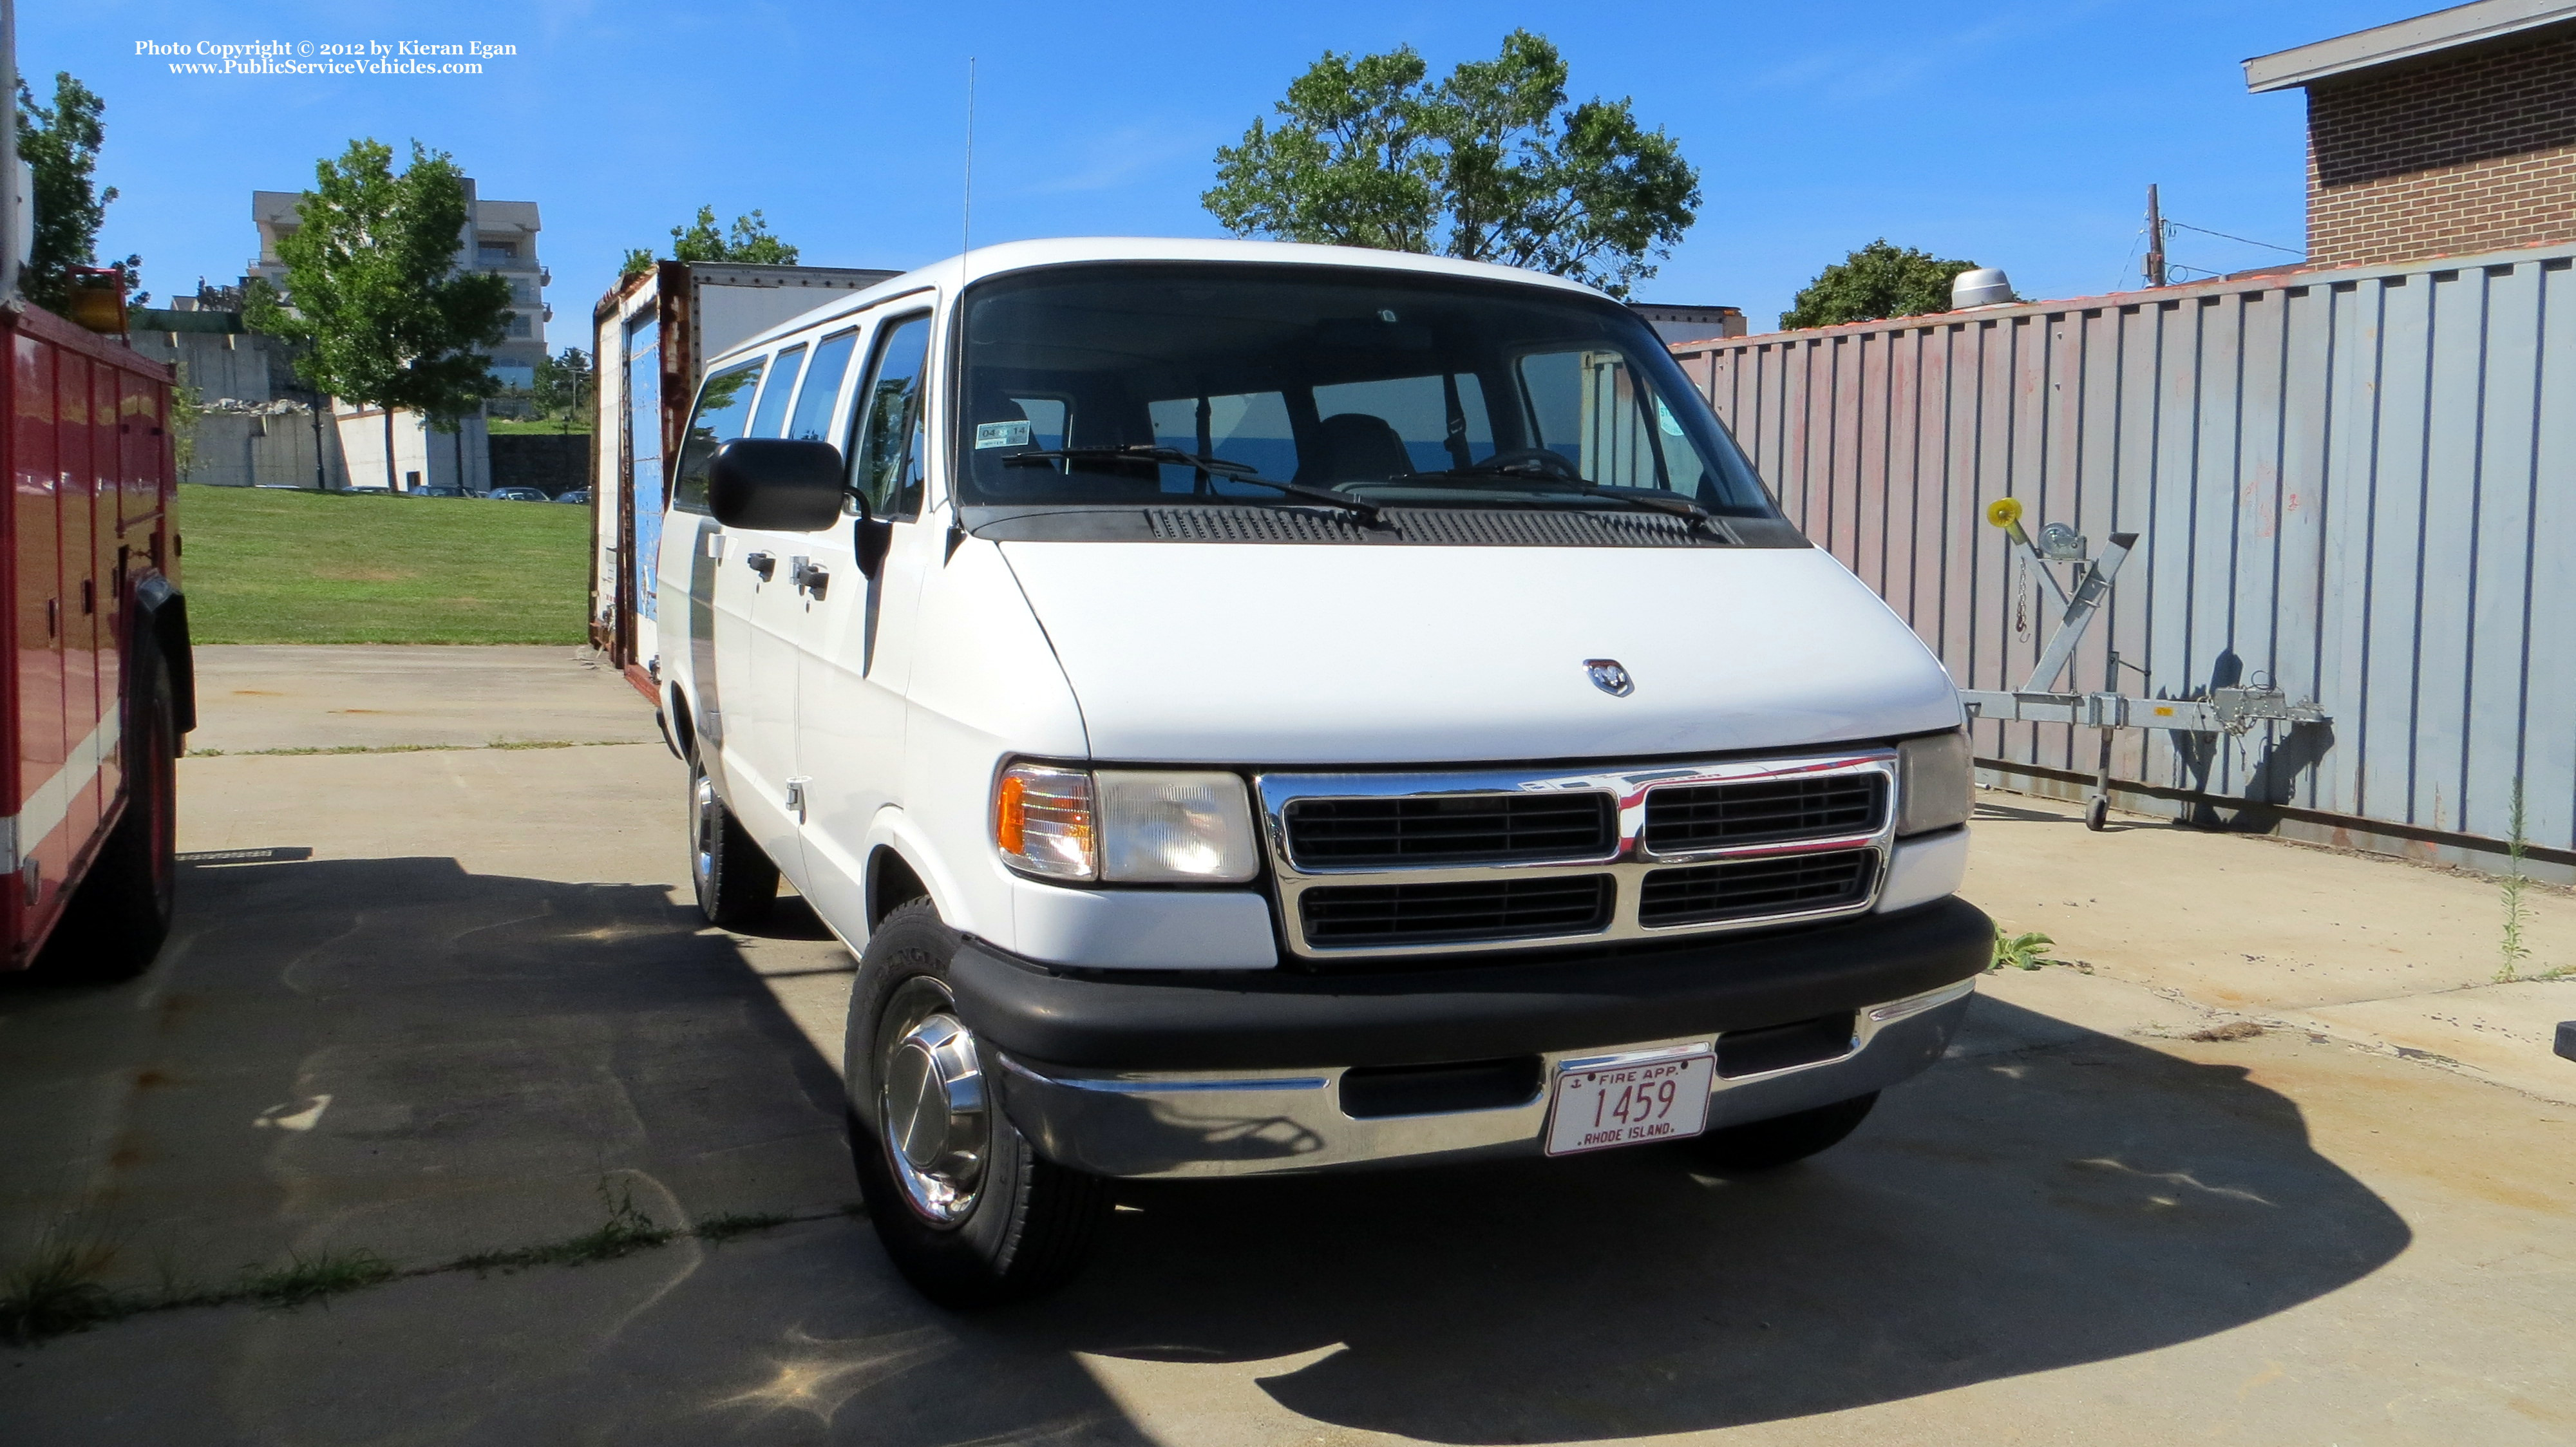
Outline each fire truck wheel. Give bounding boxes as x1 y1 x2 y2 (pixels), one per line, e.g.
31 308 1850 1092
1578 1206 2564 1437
40 650 179 983
689 746 777 929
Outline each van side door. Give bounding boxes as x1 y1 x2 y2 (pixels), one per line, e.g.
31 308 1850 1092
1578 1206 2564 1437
792 308 938 937
670 355 813 873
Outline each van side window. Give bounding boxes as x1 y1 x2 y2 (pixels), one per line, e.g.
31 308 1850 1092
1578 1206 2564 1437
850 314 932 519
1516 349 1703 495
1312 373 1492 473
748 345 806 438
1147 392 1296 490
670 357 766 514
1014 397 1070 450
788 330 859 442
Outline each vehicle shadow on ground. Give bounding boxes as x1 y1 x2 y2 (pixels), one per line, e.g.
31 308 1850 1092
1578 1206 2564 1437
0 854 858 1285
992 994 2412 1444
0 855 2412 1446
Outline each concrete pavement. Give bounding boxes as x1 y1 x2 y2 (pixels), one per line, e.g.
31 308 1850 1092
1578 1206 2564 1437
0 645 2569 1444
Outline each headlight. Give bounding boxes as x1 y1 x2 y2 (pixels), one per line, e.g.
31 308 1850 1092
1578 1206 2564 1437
992 765 1260 884
993 764 1097 880
1896 730 1973 836
1097 771 1260 883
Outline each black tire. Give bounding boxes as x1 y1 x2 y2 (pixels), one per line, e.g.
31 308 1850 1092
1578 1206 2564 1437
2085 796 2110 831
688 747 776 929
846 899 1111 1307
1678 1092 1879 1173
39 650 179 983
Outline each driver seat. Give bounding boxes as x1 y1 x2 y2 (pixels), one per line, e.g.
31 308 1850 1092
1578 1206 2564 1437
1301 413 1414 486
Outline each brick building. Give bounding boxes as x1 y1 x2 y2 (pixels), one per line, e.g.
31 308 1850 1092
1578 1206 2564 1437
2248 0 2576 268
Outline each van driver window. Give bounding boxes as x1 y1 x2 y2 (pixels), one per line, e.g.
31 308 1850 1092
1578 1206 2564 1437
850 314 932 519
671 357 766 513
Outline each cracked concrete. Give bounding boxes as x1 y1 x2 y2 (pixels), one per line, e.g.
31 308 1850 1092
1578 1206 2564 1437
1965 790 2576 1106
1 646 2570 1444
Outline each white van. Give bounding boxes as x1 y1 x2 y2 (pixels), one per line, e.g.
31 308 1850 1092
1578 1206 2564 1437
654 238 1989 1305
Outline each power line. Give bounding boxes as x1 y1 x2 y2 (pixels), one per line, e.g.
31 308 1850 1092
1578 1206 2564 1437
2110 226 2145 292
2165 219 2304 256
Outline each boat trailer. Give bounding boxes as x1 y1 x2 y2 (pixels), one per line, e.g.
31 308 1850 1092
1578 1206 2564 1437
1955 497 2329 830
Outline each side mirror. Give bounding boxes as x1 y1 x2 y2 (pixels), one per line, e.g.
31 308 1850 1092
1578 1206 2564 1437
708 439 846 531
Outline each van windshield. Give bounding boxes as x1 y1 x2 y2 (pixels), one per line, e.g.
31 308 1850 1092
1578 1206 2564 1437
954 263 1779 520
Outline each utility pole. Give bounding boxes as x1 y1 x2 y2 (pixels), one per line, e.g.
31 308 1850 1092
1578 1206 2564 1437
2144 184 2167 288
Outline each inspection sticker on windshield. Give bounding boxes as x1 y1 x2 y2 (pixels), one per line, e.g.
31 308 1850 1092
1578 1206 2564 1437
1544 1048 1714 1156
975 420 1033 449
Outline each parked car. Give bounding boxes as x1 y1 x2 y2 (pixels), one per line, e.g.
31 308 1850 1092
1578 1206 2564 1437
413 485 467 498
554 488 590 505
658 238 1987 1307
488 487 550 502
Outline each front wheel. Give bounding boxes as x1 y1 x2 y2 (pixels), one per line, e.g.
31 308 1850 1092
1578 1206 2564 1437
688 748 776 929
848 900 1111 1307
1678 1092 1878 1173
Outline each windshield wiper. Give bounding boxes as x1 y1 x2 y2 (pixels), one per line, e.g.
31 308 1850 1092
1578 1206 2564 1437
1397 467 1734 541
1005 446 1384 524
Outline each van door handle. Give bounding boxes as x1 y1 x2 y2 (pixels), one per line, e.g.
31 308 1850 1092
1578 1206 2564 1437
744 550 776 581
794 561 830 600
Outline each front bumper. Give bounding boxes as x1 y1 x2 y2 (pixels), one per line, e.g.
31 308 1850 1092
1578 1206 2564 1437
954 896 1991 1178
996 981 1972 1178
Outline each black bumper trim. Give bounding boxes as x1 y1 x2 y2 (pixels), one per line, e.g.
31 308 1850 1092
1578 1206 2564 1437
949 896 1993 1071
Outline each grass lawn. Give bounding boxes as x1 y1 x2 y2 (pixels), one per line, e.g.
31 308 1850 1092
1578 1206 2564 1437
180 484 592 645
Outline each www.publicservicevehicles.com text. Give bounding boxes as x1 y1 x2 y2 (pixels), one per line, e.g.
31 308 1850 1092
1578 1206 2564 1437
137 40 517 77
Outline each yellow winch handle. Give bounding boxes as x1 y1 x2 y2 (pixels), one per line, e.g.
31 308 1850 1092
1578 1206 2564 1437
1985 497 2023 530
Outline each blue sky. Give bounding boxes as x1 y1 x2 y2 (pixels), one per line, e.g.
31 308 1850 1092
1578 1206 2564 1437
35 1 2420 342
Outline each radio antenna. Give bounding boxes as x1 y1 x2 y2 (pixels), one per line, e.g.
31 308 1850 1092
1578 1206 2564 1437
962 56 977 257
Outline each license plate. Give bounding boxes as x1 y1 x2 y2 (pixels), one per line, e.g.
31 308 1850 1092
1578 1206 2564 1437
1544 1050 1715 1157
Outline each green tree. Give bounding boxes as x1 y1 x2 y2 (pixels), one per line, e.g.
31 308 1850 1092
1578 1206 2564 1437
15 71 142 311
1204 31 1698 298
531 346 594 435
619 206 800 278
247 139 511 491
1781 240 1984 330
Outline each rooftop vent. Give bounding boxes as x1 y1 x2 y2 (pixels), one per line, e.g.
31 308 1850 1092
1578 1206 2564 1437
1951 267 2014 310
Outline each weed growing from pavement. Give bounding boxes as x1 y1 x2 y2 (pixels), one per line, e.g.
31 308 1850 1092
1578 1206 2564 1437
2496 781 2533 983
451 1181 674 1274
232 1249 397 1307
0 1184 858 1345
693 1211 801 1245
1991 929 2060 971
0 1235 124 1345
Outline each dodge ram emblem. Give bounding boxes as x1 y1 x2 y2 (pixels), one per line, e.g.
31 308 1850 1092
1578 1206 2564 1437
1584 659 1634 697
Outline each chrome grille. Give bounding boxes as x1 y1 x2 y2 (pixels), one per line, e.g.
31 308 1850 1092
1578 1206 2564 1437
1643 775 1886 853
1637 849 1879 928
1283 792 1615 868
1299 876 1614 947
1258 751 1897 960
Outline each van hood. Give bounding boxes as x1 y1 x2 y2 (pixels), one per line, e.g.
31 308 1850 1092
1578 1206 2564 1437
997 540 1962 766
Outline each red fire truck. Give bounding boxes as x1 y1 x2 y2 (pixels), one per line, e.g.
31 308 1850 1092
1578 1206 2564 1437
2 33 191 983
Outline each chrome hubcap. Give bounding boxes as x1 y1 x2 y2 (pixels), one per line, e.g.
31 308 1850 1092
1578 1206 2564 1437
881 1010 988 1224
691 771 721 897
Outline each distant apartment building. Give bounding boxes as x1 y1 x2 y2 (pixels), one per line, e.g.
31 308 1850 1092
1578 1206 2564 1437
1628 303 1748 346
2247 0 2576 267
249 180 551 388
